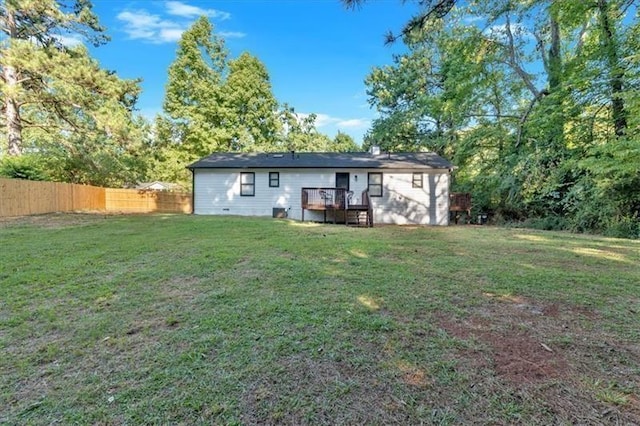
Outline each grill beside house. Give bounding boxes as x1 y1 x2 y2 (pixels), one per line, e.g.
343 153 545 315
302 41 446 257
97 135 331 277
187 149 453 226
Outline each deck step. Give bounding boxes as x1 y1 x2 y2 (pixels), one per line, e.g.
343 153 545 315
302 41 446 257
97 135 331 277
346 209 372 227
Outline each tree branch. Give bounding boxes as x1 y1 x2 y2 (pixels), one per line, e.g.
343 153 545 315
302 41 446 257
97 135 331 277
464 113 521 120
504 14 541 98
516 90 547 148
342 0 457 44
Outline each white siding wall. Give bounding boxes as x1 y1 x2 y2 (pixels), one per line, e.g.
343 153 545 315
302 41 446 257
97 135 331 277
193 168 450 225
370 170 450 225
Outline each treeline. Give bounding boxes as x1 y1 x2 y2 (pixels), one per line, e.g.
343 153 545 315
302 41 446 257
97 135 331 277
3 0 639 238
356 0 639 238
0 2 358 189
149 16 359 185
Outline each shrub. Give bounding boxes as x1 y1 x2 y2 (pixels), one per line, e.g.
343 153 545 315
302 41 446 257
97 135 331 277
604 216 640 239
519 215 570 231
0 155 48 181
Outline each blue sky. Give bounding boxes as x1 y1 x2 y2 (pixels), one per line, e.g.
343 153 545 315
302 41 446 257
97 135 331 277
86 0 418 145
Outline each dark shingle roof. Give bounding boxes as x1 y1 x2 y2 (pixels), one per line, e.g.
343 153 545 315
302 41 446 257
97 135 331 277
187 152 453 170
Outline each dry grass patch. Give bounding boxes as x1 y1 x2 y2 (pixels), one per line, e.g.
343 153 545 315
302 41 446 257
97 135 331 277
0 212 112 229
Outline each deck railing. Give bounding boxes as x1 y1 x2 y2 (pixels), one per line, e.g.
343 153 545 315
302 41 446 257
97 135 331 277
301 188 373 226
449 192 472 224
449 192 471 213
301 187 348 210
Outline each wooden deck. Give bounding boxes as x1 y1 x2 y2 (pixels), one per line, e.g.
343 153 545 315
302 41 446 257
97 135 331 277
449 192 472 224
301 188 373 227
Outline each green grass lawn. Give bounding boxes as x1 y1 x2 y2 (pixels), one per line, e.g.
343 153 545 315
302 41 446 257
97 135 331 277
1 214 639 424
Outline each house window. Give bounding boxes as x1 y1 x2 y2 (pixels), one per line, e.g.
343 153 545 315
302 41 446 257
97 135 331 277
240 172 255 196
269 172 280 188
412 172 423 188
368 172 383 197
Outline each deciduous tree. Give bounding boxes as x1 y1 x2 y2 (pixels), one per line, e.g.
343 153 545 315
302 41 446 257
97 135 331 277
350 0 640 236
222 52 281 152
161 16 229 159
332 131 359 152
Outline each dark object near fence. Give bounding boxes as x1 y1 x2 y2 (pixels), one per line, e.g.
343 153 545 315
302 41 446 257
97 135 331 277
449 192 472 224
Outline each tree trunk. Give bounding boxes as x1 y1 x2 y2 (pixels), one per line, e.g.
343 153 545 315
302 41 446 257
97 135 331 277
597 0 627 137
547 12 565 150
3 6 23 156
5 68 22 156
548 14 562 93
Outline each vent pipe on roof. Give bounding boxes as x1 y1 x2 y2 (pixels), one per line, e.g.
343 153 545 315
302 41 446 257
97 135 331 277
369 145 381 155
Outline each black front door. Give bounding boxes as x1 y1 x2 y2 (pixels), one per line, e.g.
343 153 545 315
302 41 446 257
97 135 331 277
336 173 349 190
335 173 350 223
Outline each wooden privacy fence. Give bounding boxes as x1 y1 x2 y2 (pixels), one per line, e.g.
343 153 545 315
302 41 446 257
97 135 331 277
0 178 192 217
106 189 191 214
0 178 105 217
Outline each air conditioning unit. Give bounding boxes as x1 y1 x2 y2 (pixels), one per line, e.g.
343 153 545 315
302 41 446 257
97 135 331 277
272 208 287 218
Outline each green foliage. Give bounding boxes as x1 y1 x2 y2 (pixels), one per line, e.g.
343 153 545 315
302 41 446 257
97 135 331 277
332 131 360 152
515 216 571 232
0 0 147 187
361 0 640 238
223 52 282 152
277 106 325 151
145 115 192 186
0 154 48 180
161 16 229 159
152 19 340 186
604 215 640 239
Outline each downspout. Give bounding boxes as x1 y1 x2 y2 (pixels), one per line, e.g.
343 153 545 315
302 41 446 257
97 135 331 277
447 167 453 226
190 168 195 214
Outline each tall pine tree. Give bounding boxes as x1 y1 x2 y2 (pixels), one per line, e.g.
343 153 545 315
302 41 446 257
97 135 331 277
0 0 140 155
0 0 145 186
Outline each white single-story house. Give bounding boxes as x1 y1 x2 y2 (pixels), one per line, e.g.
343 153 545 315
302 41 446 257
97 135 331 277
187 149 453 226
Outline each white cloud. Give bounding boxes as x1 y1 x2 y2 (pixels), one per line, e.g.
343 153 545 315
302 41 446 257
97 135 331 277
117 2 237 44
117 10 184 43
55 34 84 47
158 28 185 43
218 31 246 39
312 113 335 128
301 113 370 130
463 16 484 24
336 118 370 129
165 1 230 20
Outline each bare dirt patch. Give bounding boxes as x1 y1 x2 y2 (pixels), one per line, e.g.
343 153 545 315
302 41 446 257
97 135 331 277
438 315 569 384
438 296 640 423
